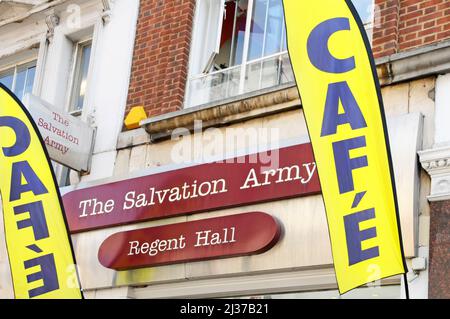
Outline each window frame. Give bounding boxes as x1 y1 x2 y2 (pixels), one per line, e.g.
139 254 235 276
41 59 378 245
67 38 93 116
0 59 37 100
211 0 288 70
58 38 93 187
186 0 290 107
185 0 375 108
210 0 374 71
352 0 375 42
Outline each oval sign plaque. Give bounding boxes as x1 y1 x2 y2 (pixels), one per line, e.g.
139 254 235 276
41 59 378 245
98 212 281 270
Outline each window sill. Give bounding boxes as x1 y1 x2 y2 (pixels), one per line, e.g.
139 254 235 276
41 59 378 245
69 109 82 117
139 82 299 143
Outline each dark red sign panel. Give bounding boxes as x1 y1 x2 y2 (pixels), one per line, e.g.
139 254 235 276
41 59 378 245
63 143 319 233
98 212 281 270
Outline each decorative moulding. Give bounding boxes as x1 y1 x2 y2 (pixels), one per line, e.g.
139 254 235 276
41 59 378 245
45 12 59 41
419 146 450 201
101 0 113 24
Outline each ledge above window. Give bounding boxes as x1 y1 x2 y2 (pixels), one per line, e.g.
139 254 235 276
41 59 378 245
138 82 299 143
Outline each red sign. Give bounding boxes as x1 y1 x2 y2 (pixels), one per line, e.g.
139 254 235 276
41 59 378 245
63 143 319 233
98 212 281 270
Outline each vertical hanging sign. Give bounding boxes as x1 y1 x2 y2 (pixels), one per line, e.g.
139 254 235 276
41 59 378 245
283 0 406 293
0 84 82 299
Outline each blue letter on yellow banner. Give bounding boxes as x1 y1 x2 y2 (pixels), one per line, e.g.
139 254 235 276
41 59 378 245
283 0 406 293
0 84 82 299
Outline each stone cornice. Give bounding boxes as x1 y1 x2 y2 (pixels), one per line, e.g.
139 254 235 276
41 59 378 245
377 40 450 86
0 0 64 28
141 84 300 142
419 146 450 175
419 146 450 201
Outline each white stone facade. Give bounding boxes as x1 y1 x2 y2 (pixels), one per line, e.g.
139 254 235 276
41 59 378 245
1 0 449 300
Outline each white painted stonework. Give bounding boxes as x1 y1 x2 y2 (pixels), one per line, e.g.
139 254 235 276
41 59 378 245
419 73 450 201
433 74 450 147
0 0 139 180
419 146 450 201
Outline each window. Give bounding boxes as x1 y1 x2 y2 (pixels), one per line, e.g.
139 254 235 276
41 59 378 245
0 61 36 101
69 40 92 113
186 0 375 108
353 0 375 41
186 0 291 108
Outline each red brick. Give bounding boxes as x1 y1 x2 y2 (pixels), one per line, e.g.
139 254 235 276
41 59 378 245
373 0 400 58
418 26 443 37
373 0 450 55
125 0 196 124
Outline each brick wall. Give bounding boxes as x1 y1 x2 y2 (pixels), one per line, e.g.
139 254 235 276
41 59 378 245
373 0 401 58
373 0 450 59
126 0 196 118
428 201 450 299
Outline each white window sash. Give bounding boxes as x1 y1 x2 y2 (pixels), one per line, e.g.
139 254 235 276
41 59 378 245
0 60 37 99
201 0 226 74
68 39 92 114
239 0 254 94
214 0 226 55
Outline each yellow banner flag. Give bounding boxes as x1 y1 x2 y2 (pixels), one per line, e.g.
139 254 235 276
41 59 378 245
283 0 406 293
0 84 82 299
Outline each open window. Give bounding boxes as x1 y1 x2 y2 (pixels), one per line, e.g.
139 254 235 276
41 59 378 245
186 0 375 108
186 0 291 108
189 0 225 77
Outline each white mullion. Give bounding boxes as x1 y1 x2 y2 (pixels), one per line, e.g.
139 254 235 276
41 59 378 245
22 67 29 100
239 0 254 94
280 6 285 52
277 7 286 84
228 0 238 67
214 0 226 54
258 0 270 90
68 43 82 113
11 66 18 93
277 53 283 85
261 0 270 58
226 0 239 98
